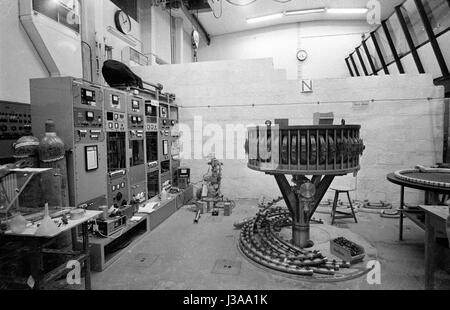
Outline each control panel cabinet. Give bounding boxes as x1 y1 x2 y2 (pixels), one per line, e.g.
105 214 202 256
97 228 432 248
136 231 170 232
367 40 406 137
30 77 107 209
169 104 180 185
127 93 146 205
0 102 33 163
31 79 182 210
141 89 160 200
104 88 129 209
159 100 171 187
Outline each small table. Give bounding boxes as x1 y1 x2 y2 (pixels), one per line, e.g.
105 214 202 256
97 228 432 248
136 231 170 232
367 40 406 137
418 205 449 290
387 173 450 240
0 210 101 290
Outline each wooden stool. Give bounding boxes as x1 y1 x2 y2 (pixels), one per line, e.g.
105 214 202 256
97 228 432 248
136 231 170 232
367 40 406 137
331 187 358 225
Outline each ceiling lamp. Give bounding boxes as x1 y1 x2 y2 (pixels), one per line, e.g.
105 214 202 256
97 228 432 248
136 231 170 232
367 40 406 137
246 13 283 24
327 8 369 14
284 8 326 16
226 0 257 6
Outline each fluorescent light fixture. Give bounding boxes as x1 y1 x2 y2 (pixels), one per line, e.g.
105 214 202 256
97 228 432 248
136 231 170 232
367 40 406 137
284 8 326 16
327 8 369 14
247 13 283 24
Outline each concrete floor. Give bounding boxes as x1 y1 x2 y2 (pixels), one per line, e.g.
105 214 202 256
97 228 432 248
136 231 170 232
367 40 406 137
89 199 450 290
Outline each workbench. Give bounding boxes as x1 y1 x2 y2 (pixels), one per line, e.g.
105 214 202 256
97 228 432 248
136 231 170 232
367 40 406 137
87 213 150 272
0 210 101 290
387 173 450 240
85 185 193 272
418 205 449 290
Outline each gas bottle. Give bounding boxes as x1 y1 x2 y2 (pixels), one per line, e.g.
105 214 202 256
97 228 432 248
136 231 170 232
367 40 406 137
38 120 69 208
13 135 42 208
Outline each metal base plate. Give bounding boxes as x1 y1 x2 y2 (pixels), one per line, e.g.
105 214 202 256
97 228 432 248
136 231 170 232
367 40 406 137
211 259 242 276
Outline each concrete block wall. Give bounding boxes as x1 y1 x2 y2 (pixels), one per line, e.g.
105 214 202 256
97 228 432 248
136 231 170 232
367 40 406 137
133 59 445 205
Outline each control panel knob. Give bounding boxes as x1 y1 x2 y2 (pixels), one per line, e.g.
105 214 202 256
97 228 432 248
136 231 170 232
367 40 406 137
116 192 123 202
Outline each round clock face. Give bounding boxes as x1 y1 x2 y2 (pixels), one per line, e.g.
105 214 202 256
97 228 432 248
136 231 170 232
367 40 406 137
297 50 308 61
115 10 132 35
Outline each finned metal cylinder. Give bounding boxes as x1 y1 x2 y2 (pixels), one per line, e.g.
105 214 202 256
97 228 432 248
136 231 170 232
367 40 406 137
247 121 364 175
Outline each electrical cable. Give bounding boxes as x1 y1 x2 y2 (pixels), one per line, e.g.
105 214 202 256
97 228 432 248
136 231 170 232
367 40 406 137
178 97 446 109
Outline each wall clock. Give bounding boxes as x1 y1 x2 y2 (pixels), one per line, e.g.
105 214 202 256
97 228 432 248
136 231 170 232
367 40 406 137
114 10 132 35
297 50 308 62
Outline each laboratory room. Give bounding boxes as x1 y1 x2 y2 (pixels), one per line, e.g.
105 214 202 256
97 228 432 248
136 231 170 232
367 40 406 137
0 0 450 292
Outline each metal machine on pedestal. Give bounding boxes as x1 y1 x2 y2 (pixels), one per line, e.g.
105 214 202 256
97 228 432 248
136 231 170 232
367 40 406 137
247 118 365 249
240 118 366 278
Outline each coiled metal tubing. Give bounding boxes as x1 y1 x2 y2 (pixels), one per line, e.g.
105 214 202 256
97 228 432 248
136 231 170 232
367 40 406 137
239 206 351 277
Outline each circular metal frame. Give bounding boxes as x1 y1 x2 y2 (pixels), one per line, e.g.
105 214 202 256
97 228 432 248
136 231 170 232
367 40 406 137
394 169 450 189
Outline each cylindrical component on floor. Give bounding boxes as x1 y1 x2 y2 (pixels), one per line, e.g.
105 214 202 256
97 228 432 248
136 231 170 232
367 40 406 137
292 223 310 248
194 209 201 223
224 201 232 216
